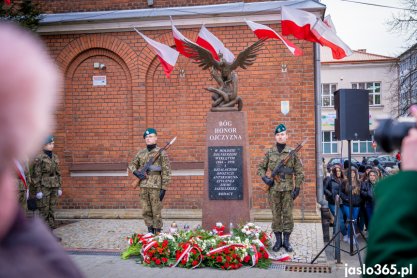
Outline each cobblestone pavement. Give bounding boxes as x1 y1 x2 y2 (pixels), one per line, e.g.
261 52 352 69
54 219 327 264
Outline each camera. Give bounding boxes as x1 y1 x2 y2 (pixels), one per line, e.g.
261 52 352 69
374 118 416 153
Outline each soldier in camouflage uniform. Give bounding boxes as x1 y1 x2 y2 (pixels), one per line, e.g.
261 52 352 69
129 128 171 234
257 124 304 252
31 136 62 229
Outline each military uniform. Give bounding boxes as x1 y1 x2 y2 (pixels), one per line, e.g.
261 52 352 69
31 151 62 229
257 124 304 252
129 144 171 232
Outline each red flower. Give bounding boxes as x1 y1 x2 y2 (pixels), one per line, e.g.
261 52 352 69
224 263 230 269
191 249 197 255
161 257 168 263
162 240 168 247
226 256 231 262
181 258 187 265
216 256 223 263
224 248 230 254
155 259 161 265
243 255 251 263
232 254 238 259
192 260 198 267
263 252 269 259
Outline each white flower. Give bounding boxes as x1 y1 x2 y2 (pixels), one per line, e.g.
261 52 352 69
216 222 223 227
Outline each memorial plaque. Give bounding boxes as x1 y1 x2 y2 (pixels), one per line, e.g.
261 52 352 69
208 146 243 200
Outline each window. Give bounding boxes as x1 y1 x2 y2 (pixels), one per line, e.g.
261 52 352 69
351 131 381 154
321 83 337 107
322 131 338 154
351 82 381 105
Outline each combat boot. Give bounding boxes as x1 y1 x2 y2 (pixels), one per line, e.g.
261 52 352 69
272 232 282 252
283 232 294 252
147 226 154 234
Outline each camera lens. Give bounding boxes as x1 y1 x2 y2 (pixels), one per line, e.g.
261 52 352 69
374 118 416 153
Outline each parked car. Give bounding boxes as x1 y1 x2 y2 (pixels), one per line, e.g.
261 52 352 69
366 155 399 168
326 157 361 172
375 155 399 168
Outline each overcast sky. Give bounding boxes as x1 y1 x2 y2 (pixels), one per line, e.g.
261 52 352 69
320 0 412 57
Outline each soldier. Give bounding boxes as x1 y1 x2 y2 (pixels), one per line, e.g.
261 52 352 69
257 124 304 252
129 128 171 234
32 135 62 229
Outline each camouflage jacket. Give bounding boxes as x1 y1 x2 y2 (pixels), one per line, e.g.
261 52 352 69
31 152 62 191
129 146 171 190
257 144 304 191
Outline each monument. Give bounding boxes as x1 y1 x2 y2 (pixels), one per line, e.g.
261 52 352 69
183 38 265 231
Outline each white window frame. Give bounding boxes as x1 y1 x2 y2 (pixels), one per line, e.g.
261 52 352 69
322 131 338 154
321 83 337 107
351 82 381 106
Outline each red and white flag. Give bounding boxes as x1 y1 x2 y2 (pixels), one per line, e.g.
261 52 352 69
171 18 194 58
14 159 27 190
196 25 235 63
281 6 320 43
134 28 179 78
312 19 352 59
245 20 302 56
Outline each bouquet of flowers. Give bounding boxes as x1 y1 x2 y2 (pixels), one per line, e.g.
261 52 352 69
121 222 282 270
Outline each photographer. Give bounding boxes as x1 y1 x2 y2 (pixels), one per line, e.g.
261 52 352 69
365 105 417 274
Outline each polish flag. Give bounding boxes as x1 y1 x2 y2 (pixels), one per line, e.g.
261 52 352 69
14 160 27 190
312 19 352 59
245 20 302 56
281 6 320 43
196 25 235 63
171 19 194 58
134 28 179 78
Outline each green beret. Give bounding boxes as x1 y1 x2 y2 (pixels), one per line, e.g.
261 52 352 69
143 128 157 138
275 124 287 134
45 135 54 144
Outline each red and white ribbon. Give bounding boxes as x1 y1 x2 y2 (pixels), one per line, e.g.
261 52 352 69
206 243 246 256
257 240 291 262
172 243 203 269
250 245 259 267
141 240 158 257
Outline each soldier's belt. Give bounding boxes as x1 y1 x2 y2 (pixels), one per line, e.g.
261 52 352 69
147 171 161 176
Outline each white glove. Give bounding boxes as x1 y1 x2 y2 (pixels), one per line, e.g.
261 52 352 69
36 192 43 199
58 189 62 197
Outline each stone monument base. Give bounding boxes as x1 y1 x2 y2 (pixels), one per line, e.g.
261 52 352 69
202 111 252 232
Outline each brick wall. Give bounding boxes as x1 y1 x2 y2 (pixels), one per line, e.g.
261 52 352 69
42 24 317 213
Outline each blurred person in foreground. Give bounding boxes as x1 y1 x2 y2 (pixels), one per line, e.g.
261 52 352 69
365 105 417 276
0 23 83 277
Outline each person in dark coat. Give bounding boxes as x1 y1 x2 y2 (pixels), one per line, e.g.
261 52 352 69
360 169 378 224
324 164 347 237
339 167 362 242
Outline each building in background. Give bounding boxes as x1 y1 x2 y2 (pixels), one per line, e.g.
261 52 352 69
320 47 398 162
32 0 324 218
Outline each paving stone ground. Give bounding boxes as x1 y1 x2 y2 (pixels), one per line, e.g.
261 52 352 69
54 219 327 264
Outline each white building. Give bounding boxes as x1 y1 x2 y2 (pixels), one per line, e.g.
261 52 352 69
320 47 398 161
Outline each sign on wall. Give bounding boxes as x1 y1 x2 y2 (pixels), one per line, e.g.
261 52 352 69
93 76 107 86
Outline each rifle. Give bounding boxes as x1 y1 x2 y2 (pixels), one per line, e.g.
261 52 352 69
262 138 307 193
132 137 177 188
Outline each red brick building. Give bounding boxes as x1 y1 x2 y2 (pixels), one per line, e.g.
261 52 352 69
35 0 324 219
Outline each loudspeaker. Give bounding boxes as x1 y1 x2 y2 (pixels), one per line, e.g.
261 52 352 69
334 89 370 140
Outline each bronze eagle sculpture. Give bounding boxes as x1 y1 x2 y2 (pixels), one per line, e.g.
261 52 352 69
183 38 266 111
